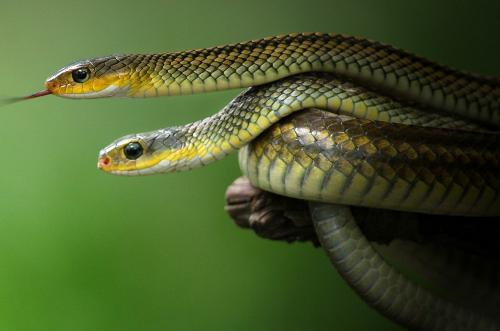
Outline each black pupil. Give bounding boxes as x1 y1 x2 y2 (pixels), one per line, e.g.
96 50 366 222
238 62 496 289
72 68 89 83
124 142 143 160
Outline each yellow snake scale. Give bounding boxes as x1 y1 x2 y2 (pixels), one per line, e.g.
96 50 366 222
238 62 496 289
41 33 500 330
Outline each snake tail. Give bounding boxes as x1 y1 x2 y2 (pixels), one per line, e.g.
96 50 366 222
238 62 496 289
310 202 499 331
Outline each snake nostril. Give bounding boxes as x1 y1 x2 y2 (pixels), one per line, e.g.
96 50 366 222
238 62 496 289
98 156 111 169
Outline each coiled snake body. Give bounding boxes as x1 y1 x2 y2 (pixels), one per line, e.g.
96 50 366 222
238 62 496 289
36 33 500 330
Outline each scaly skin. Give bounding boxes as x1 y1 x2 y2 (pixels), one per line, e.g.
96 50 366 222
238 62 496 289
238 109 500 215
310 203 499 331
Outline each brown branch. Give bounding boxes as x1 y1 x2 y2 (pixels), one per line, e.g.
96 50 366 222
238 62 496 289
224 177 500 259
224 177 318 245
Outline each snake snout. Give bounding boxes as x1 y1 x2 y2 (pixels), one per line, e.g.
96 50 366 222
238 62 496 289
44 80 57 91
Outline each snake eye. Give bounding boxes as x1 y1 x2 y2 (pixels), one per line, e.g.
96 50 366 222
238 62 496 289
71 67 90 83
123 142 143 160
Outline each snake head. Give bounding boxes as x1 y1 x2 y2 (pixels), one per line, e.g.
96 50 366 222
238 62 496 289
39 56 132 98
97 127 200 175
97 131 161 175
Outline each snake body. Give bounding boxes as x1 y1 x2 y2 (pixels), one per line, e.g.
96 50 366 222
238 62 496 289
46 33 498 124
42 33 500 329
237 103 499 216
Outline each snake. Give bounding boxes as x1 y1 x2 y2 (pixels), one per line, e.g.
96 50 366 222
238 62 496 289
29 33 500 330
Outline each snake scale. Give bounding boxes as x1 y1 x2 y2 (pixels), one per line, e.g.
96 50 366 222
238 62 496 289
29 33 500 330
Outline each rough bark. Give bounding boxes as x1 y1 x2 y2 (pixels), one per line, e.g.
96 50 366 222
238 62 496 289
225 177 500 259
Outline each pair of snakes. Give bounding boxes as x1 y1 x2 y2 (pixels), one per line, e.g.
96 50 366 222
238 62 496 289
26 33 500 330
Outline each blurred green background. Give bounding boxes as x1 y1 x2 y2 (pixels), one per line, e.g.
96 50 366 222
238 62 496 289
0 0 499 330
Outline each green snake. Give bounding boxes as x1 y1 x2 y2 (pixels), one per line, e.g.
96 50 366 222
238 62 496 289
28 33 500 330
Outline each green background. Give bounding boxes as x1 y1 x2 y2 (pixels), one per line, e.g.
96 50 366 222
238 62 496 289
0 0 499 330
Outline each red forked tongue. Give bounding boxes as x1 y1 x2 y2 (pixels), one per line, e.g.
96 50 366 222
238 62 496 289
23 90 52 100
0 89 52 106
